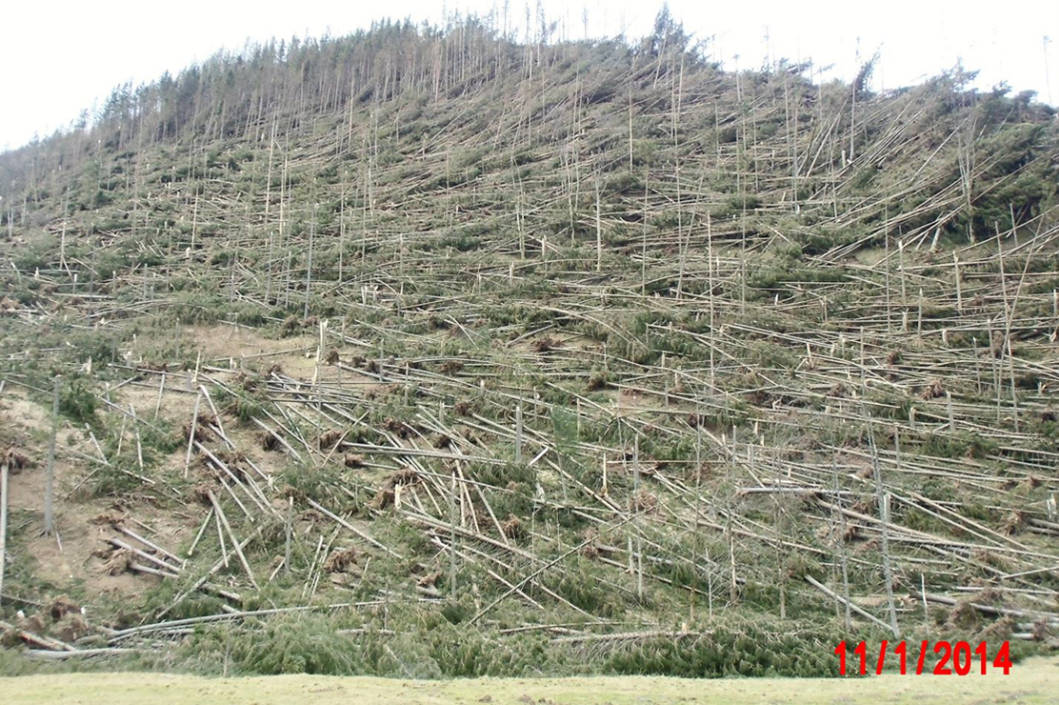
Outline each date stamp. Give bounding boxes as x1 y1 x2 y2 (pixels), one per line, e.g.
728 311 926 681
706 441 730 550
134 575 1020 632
834 640 1012 676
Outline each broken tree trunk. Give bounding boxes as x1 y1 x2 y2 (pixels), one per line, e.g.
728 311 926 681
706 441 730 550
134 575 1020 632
207 491 259 589
805 575 892 631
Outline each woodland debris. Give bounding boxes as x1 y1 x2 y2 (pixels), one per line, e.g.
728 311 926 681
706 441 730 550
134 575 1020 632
53 613 89 643
49 596 81 621
89 510 126 526
319 429 343 449
920 378 946 399
368 469 420 510
2 448 31 473
323 546 358 573
101 549 133 576
501 515 524 539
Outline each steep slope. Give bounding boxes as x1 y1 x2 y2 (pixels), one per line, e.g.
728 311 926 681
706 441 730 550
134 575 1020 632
1 16 1058 676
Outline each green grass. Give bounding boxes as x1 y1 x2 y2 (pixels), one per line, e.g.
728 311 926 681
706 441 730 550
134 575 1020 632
2 657 1057 704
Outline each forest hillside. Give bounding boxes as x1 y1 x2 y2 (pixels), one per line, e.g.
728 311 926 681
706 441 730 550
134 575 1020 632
1 13 1058 677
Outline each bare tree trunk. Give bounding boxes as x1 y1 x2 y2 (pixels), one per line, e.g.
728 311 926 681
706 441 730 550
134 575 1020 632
640 166 650 293
304 202 317 319
1 461 8 602
514 404 523 464
725 440 738 606
43 377 60 536
953 252 963 312
595 174 603 272
633 437 643 600
831 454 852 631
450 467 461 596
285 497 293 575
866 412 900 638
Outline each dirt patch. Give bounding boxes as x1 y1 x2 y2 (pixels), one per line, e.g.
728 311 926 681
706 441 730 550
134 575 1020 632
615 389 652 416
0 387 85 515
0 385 197 607
1 386 59 438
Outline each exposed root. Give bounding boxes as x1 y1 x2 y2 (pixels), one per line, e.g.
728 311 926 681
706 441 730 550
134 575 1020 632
1002 510 1026 535
383 417 413 439
191 483 216 506
323 546 358 573
586 373 610 391
2 447 31 473
16 613 46 636
580 529 600 559
319 429 343 450
199 450 248 482
416 569 442 588
49 596 81 621
0 296 20 314
368 469 420 510
182 412 218 443
920 378 945 400
827 382 849 398
531 336 558 353
259 430 282 451
501 514 524 539
234 372 261 392
1020 475 1042 490
89 511 126 527
629 490 658 514
101 548 133 576
439 360 464 375
53 613 89 643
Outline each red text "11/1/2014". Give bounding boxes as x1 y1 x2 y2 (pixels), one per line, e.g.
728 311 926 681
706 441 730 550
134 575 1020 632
834 640 1012 676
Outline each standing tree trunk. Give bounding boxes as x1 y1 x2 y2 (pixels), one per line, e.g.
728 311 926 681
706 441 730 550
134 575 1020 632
43 377 60 536
866 410 900 638
1 460 9 601
304 201 317 319
595 174 603 272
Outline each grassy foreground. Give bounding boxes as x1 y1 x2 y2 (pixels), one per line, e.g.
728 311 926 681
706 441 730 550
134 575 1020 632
2 658 1058 705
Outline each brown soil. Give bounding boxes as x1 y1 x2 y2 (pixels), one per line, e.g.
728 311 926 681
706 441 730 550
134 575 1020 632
0 386 198 607
0 324 374 621
323 546 358 573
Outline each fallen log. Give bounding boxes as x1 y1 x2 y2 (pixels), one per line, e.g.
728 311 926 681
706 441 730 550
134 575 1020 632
22 648 141 659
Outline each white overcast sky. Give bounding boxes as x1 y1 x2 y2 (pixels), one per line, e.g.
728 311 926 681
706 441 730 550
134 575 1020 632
2 0 1057 151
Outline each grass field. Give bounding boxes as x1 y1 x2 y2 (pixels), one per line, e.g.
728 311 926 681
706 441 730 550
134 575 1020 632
2 658 1057 704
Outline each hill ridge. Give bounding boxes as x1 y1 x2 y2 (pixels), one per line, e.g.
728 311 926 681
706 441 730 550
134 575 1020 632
1 13 1058 677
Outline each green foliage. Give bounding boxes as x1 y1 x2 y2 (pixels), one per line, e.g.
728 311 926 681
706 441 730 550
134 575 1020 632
201 614 358 675
60 377 99 424
1 14 1057 685
921 431 999 460
13 233 57 271
602 623 849 677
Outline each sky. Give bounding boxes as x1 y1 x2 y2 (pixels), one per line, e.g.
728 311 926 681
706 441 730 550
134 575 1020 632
2 0 1057 151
